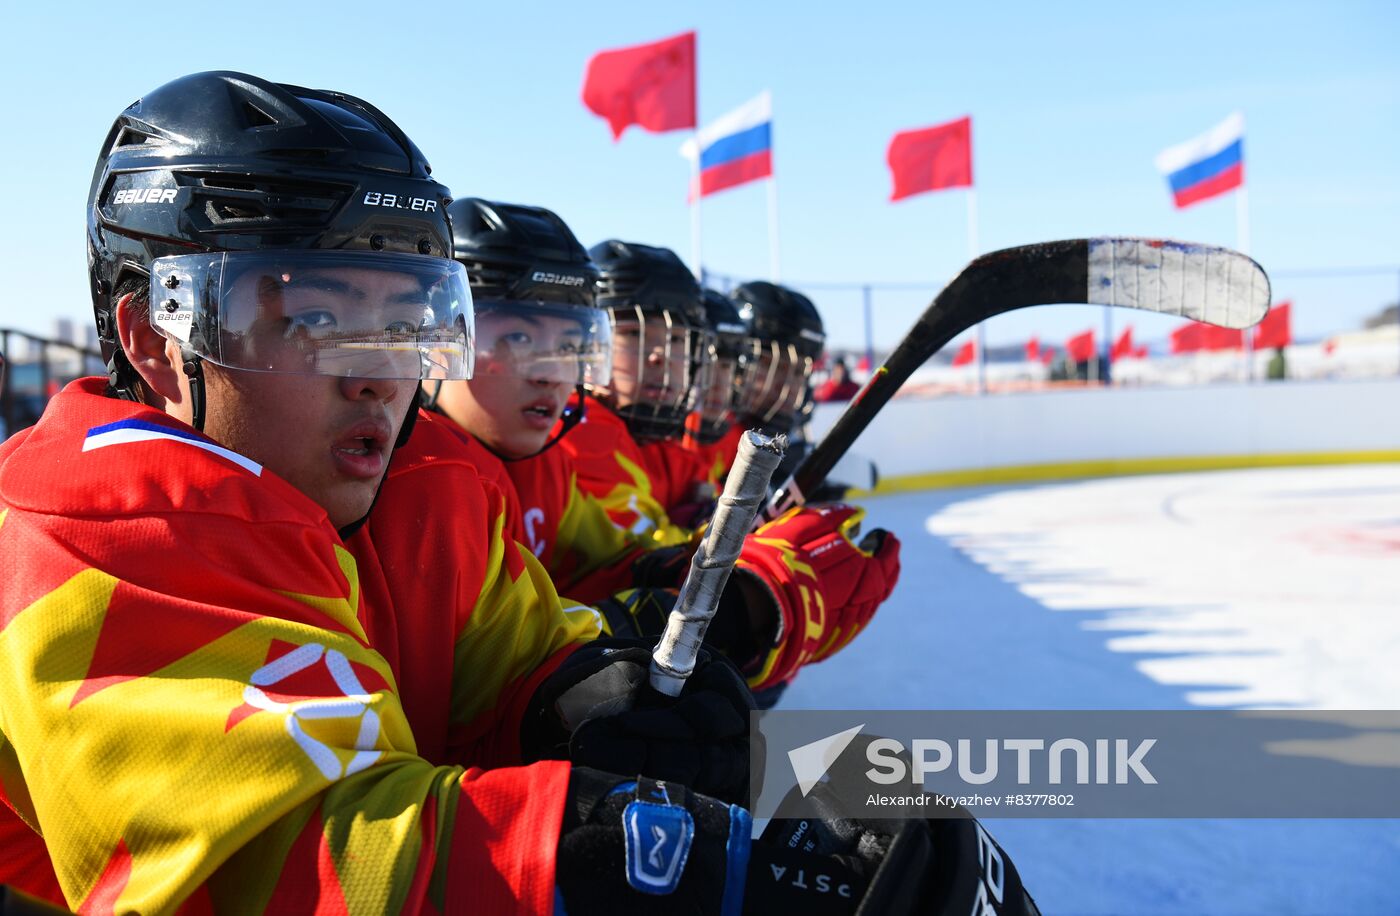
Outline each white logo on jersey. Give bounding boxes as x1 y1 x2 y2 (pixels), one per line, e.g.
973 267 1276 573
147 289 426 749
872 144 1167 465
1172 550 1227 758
523 507 547 557
242 643 382 781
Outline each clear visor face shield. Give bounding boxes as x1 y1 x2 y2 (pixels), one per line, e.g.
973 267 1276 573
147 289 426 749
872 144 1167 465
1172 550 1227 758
472 299 612 387
738 337 813 431
148 250 474 381
603 306 705 439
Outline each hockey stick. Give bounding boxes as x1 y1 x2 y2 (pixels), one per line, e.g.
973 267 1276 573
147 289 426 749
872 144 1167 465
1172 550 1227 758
761 238 1271 523
650 429 787 696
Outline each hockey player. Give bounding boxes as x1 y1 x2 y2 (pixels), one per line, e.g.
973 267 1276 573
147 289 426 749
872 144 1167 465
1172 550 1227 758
683 288 751 488
423 206 896 705
730 280 826 438
423 198 649 600
0 72 760 913
556 240 712 542
413 214 1040 914
551 241 901 694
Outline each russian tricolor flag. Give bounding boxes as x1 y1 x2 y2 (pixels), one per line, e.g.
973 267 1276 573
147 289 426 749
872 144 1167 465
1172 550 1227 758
1155 112 1245 209
682 91 773 200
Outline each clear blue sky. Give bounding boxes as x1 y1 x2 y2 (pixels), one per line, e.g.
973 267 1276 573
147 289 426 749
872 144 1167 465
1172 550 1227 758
3 0 1396 352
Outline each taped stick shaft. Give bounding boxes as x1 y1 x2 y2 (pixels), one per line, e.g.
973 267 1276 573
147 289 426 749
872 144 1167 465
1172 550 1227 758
650 430 787 696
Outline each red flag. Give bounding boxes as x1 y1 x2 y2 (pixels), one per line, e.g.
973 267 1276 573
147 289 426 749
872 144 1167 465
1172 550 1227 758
1253 301 1292 349
951 339 976 367
1040 346 1056 365
1110 326 1134 361
856 354 871 372
1170 322 1205 353
1066 329 1096 363
1323 338 1337 356
1025 336 1040 362
1204 325 1243 351
1132 345 1149 359
581 31 696 141
887 116 972 202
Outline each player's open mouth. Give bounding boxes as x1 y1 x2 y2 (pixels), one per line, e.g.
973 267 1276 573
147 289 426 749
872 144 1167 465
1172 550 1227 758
331 421 390 479
521 398 563 430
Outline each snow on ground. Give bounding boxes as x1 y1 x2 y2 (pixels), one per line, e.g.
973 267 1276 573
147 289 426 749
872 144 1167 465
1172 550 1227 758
780 464 1400 915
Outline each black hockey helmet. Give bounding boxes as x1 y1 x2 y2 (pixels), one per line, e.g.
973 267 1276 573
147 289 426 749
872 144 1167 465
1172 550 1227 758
87 70 468 430
589 240 707 442
449 198 598 306
702 287 748 359
442 198 612 456
730 281 825 359
729 281 825 433
592 241 706 327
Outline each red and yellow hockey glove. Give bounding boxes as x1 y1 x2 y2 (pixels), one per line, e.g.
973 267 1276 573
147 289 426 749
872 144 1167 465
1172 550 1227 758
735 504 901 690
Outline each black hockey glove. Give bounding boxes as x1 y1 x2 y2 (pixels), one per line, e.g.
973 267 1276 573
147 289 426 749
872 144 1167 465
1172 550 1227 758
596 579 765 681
557 768 870 916
522 638 755 804
762 781 1042 916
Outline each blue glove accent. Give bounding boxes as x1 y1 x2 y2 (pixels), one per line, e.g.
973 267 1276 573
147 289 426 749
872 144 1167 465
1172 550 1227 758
720 803 753 915
623 799 696 895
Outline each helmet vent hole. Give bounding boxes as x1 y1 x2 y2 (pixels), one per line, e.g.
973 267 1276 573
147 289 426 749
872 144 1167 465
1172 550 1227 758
242 102 278 129
113 126 165 149
206 199 268 224
199 177 257 192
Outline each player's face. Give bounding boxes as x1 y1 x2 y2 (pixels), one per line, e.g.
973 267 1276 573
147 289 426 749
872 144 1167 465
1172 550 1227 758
435 312 583 459
607 319 691 409
700 353 739 422
202 267 420 527
201 365 413 529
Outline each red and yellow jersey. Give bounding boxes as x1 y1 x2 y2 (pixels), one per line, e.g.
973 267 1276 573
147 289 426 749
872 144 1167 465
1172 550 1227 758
424 410 649 606
0 379 591 914
555 396 694 549
638 437 715 512
346 408 600 768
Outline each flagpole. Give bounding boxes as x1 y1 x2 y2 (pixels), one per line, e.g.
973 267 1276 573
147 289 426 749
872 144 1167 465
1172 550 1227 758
967 187 985 395
689 129 703 281
767 174 781 282
1237 183 1253 381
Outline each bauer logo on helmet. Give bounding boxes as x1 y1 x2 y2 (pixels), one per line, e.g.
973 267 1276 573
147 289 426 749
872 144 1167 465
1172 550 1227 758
112 188 177 205
363 191 438 212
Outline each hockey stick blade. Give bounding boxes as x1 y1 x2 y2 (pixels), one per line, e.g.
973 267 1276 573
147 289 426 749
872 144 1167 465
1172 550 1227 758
763 238 1271 523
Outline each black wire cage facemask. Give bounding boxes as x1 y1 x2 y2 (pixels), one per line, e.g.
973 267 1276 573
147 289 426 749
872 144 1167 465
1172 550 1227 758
596 305 708 442
735 336 814 435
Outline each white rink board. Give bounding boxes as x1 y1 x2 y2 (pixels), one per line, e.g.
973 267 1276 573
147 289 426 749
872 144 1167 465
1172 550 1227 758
810 378 1400 479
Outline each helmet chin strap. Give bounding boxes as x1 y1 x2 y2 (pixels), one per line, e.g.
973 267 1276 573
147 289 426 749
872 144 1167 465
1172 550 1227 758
181 353 207 433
